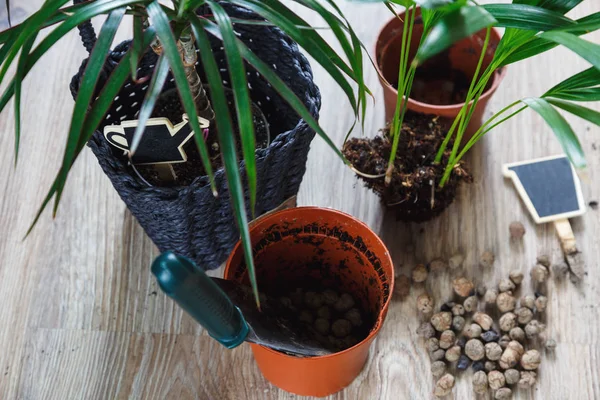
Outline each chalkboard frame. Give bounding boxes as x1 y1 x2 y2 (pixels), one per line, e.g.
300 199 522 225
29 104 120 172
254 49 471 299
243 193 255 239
503 154 586 224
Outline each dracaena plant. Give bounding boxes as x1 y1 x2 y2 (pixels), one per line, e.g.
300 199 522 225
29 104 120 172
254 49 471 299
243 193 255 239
0 0 370 306
411 0 600 187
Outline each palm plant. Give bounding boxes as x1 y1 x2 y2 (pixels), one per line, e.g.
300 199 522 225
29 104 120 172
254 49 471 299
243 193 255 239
412 0 600 186
355 0 497 185
0 0 370 306
348 0 598 214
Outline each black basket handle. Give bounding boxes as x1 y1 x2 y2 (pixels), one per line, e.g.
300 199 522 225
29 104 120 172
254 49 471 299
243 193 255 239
74 0 97 54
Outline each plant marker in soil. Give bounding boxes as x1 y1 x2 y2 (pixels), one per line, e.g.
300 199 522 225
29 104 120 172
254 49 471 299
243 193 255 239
503 155 586 280
104 114 211 183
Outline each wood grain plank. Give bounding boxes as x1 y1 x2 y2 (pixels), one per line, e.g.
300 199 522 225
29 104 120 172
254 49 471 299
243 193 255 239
0 1 599 399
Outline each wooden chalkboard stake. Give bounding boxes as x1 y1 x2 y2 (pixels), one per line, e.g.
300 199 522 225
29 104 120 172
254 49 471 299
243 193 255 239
504 156 587 282
554 218 577 255
553 218 586 282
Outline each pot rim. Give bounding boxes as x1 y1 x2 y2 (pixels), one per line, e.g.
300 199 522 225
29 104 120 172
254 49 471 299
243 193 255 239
374 14 507 112
224 206 395 361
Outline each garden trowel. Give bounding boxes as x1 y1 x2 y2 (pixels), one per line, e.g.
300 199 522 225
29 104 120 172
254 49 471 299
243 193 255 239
151 251 331 357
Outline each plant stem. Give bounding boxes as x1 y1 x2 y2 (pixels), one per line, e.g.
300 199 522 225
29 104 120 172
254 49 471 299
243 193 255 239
390 5 414 139
433 108 460 163
386 65 417 184
434 29 496 164
456 102 526 162
438 101 525 186
385 5 416 185
455 27 491 142
179 26 214 121
437 27 492 187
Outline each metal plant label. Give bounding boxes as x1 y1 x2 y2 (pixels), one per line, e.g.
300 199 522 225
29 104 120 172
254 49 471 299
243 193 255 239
103 114 210 165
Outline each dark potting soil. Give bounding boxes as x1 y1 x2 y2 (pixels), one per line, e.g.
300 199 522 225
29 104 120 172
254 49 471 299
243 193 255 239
134 88 270 187
342 111 472 222
409 67 471 105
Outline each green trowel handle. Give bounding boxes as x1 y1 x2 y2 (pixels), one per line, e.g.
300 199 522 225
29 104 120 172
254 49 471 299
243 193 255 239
151 251 249 349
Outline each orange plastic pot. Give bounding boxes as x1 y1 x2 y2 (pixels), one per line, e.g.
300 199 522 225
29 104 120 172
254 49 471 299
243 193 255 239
375 9 507 141
224 207 394 397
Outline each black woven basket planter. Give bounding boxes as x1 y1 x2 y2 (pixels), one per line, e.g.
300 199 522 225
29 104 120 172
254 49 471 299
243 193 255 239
70 3 321 270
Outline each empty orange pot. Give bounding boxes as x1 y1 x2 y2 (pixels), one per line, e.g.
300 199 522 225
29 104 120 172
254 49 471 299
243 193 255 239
224 207 394 397
375 9 506 141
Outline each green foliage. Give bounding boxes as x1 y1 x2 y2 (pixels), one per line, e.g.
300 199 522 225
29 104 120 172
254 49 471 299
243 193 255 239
521 97 585 167
419 0 600 185
354 0 598 192
415 6 496 65
351 0 476 183
0 0 369 307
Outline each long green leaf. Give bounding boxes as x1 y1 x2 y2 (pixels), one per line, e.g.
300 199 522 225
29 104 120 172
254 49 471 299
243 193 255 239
238 0 357 81
415 5 496 65
0 7 154 119
0 0 70 95
177 0 187 17
482 4 575 31
207 1 258 217
28 28 156 236
351 0 458 6
547 98 600 125
494 27 538 62
416 0 458 8
0 80 14 115
352 0 411 4
545 88 600 102
501 13 599 66
314 0 370 123
290 0 368 120
199 18 347 163
515 0 583 14
146 1 217 195
53 7 127 214
189 17 261 308
500 37 557 66
79 27 157 155
521 97 585 168
230 0 358 111
279 0 373 102
130 54 170 154
0 0 148 112
130 14 145 81
0 28 19 65
81 35 157 149
13 32 37 164
555 12 600 32
26 179 60 238
540 31 600 70
0 1 94 44
544 67 600 96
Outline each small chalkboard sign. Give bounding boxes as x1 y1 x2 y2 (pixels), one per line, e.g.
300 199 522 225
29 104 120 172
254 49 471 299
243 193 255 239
504 155 586 280
503 155 585 224
103 114 210 165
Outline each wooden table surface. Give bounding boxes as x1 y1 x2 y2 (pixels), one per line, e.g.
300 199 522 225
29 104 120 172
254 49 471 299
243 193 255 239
1 1 599 399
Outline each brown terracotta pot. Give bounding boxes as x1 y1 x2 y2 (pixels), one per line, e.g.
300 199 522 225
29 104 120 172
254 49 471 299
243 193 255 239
375 10 506 141
224 207 394 397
